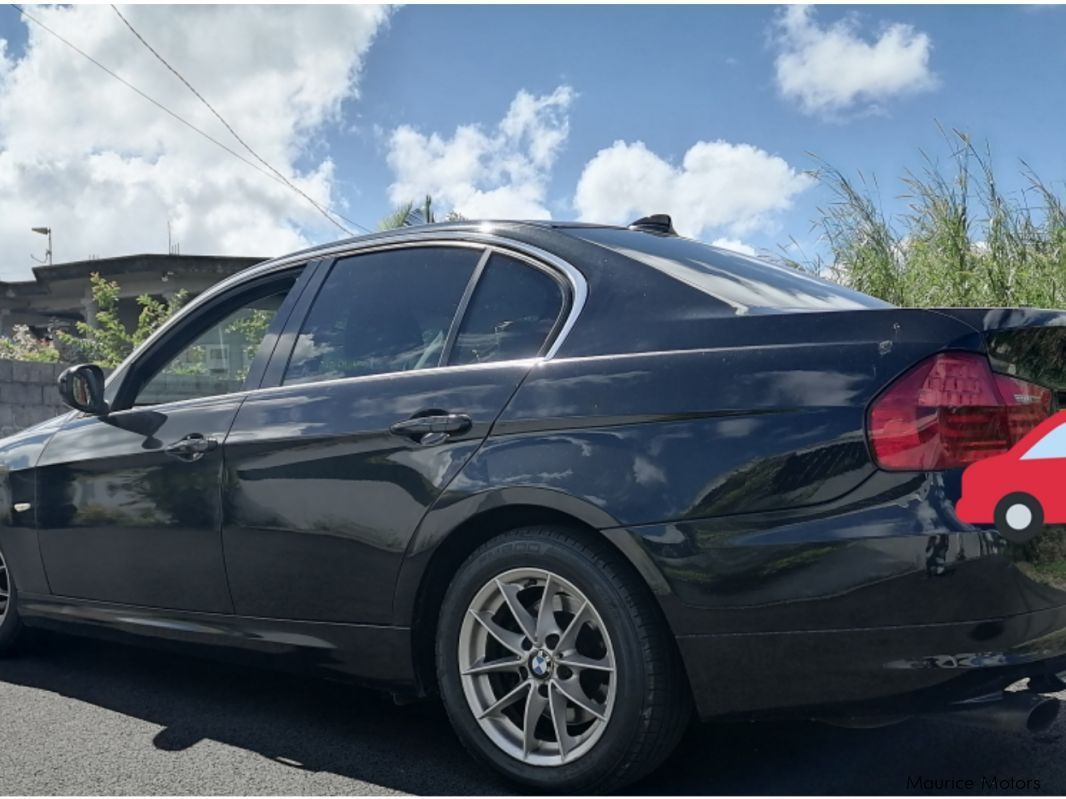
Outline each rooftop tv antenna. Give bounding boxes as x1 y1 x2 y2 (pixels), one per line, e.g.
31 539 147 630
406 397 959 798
30 226 52 265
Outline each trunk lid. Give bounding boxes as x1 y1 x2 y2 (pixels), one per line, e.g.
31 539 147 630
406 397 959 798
931 308 1066 398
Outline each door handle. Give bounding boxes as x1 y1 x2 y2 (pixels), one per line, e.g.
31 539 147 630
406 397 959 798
390 413 472 445
165 433 218 462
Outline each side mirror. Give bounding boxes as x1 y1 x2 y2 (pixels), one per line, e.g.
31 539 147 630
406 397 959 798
58 364 109 416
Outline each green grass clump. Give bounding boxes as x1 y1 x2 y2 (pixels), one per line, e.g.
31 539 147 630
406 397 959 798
786 127 1066 309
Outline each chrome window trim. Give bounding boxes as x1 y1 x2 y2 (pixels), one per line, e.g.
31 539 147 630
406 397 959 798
238 357 545 400
105 358 545 417
104 229 588 393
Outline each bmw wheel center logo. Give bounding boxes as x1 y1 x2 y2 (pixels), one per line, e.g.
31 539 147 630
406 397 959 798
529 648 553 678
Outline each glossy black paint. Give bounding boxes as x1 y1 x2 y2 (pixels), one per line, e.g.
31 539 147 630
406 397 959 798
18 593 414 687
222 362 532 624
4 221 1066 725
35 395 242 612
0 415 66 596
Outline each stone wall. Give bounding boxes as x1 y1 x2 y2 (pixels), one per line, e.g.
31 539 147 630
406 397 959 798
0 359 72 437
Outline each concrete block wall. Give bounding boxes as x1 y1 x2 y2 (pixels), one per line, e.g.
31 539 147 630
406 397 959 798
0 359 72 437
0 361 240 437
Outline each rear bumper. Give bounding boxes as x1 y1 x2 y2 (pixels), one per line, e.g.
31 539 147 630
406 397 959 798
620 470 1066 719
676 606 1066 720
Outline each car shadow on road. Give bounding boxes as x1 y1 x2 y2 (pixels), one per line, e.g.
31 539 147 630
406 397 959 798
2 631 1065 795
0 631 511 795
636 703 1066 796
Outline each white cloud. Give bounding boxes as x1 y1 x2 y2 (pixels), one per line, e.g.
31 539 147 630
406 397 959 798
772 5 937 117
0 4 389 279
711 238 757 256
573 139 812 239
385 86 574 219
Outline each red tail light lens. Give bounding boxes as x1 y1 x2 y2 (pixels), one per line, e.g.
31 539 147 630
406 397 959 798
868 352 1052 470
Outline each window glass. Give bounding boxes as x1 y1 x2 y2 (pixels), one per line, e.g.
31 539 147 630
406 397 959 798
136 285 292 406
450 254 565 365
283 247 479 385
1022 424 1066 460
573 228 890 314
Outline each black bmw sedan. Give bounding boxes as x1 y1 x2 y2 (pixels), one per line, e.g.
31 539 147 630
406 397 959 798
2 216 1066 792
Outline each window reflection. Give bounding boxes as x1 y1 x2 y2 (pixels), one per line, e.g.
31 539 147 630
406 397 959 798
136 288 291 406
575 228 891 314
283 247 479 386
450 254 564 365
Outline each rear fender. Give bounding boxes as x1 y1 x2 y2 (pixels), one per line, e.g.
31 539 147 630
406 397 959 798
391 485 671 627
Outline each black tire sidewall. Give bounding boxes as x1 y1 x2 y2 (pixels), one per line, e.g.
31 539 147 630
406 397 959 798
0 542 21 653
994 493 1044 543
436 530 652 791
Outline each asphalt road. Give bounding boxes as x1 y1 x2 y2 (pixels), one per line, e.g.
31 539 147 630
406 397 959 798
2 631 1066 795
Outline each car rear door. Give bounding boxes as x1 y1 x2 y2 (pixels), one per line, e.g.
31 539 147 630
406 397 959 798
34 265 311 612
221 241 572 624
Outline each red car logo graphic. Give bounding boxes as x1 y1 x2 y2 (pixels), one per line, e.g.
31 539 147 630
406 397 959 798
957 410 1066 541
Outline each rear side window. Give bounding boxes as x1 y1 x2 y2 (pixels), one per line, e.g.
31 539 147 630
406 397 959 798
574 228 890 314
449 254 566 365
282 246 479 385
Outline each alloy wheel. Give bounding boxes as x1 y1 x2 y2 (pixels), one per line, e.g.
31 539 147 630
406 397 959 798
457 568 617 767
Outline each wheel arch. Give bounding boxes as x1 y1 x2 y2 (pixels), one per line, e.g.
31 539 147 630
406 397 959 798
396 490 673 696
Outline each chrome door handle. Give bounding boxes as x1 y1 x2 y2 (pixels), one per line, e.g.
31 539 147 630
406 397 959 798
165 433 218 462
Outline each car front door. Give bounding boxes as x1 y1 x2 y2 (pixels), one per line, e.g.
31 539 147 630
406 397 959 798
34 266 308 612
221 243 571 624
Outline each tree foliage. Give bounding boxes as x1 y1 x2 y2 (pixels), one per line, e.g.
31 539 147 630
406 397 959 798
54 273 189 367
378 195 466 230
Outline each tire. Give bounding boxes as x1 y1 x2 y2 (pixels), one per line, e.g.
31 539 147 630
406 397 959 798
0 541 23 656
994 493 1044 543
436 526 691 793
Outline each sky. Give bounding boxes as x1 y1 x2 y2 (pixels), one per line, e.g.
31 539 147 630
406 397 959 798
0 3 1064 279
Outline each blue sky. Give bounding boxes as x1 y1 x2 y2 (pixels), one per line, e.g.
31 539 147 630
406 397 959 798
0 4 1064 275
345 4 1066 252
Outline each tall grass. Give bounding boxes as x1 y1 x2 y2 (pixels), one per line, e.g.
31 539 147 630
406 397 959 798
788 128 1066 308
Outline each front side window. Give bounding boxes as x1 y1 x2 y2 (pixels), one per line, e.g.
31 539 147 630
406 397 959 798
283 246 479 386
134 281 295 407
450 254 566 366
1022 424 1066 460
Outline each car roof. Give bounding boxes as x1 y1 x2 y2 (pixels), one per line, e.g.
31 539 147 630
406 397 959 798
272 219 628 264
222 219 888 361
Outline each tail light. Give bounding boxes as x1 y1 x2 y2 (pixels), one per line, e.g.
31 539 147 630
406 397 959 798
868 351 1052 470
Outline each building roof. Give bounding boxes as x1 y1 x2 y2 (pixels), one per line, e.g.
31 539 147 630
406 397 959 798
0 253 267 298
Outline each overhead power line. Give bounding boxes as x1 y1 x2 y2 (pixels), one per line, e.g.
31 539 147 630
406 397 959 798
109 4 367 235
7 4 370 236
7 5 274 184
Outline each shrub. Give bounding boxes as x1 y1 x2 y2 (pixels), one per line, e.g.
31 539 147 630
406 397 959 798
0 325 59 363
